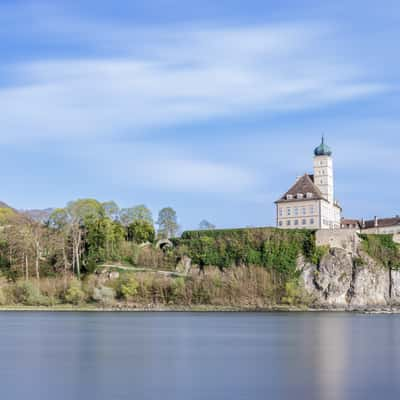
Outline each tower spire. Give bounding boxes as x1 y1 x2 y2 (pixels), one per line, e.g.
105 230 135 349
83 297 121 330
314 135 332 156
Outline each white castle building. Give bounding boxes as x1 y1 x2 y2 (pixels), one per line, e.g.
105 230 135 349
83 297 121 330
275 138 342 229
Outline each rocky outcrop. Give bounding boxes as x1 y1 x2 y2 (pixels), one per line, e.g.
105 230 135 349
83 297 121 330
390 270 400 305
298 248 395 309
348 253 390 308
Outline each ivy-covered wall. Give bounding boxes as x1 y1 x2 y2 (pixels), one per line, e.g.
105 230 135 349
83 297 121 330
173 228 318 278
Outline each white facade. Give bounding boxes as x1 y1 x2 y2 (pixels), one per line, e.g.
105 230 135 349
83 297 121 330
275 138 341 230
313 155 334 204
277 199 320 229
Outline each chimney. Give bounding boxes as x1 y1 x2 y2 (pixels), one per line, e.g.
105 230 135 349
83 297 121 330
374 216 378 228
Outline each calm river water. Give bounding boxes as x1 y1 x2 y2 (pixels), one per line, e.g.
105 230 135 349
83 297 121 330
0 312 399 400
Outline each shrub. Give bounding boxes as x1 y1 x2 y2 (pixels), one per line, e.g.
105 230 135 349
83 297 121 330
38 277 66 304
0 287 6 305
14 280 49 306
170 277 186 303
120 242 141 265
353 257 364 267
311 245 329 265
92 286 116 306
65 280 85 305
359 234 400 269
282 279 307 306
117 274 139 300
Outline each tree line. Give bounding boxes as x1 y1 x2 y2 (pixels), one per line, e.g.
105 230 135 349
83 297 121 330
0 200 182 280
0 199 217 281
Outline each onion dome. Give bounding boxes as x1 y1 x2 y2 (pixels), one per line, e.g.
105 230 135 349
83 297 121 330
314 136 332 156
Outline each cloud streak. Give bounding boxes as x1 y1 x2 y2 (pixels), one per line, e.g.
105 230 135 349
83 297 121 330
0 24 386 143
0 18 389 196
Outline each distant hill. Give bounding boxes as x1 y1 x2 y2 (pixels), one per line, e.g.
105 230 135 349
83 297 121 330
0 201 14 210
0 201 55 222
20 208 54 222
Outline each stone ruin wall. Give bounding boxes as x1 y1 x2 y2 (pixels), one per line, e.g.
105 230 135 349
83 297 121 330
315 229 361 254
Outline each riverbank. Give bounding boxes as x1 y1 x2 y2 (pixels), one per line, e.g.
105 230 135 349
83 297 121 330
1 304 400 313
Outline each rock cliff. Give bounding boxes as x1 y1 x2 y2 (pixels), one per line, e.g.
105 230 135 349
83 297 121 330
298 245 396 310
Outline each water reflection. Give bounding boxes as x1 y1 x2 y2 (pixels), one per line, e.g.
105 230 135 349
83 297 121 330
0 312 400 400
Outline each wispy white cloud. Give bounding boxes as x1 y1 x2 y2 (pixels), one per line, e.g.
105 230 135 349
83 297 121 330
78 142 256 194
0 18 389 195
0 24 386 144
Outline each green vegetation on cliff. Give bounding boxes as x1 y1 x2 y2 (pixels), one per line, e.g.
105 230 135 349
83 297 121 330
175 227 317 277
359 234 400 269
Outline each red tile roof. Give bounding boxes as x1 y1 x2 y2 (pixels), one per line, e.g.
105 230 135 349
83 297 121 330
364 217 400 229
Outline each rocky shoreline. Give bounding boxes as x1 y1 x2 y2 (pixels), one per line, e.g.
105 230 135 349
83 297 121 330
1 304 400 313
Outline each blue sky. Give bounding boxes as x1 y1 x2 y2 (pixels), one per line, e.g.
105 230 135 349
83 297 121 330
0 0 399 229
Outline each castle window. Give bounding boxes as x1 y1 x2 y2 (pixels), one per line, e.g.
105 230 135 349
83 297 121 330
302 207 306 215
309 206 314 215
306 193 313 199
279 208 283 217
294 207 298 216
279 221 283 227
287 194 293 200
297 193 303 199
302 219 307 225
294 220 299 226
286 220 291 226
310 218 315 225
287 207 291 216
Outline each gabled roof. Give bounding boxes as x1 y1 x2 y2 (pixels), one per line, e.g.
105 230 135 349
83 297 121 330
341 219 361 228
364 217 400 229
275 174 325 203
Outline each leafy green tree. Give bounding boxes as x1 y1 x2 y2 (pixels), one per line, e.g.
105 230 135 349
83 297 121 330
0 207 16 225
157 207 179 238
131 204 153 224
48 208 71 276
199 220 216 230
102 201 119 220
67 199 105 278
48 199 104 279
119 208 135 226
127 220 155 243
119 205 153 226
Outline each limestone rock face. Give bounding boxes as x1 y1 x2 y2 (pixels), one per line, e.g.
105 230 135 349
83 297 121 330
298 257 318 296
108 271 120 280
313 249 353 307
390 270 400 305
298 248 395 309
348 254 389 308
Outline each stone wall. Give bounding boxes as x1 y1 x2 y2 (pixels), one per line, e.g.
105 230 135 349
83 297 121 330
315 229 360 254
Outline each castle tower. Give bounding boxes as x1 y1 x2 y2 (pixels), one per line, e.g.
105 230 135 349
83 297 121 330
313 137 334 204
275 137 341 230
